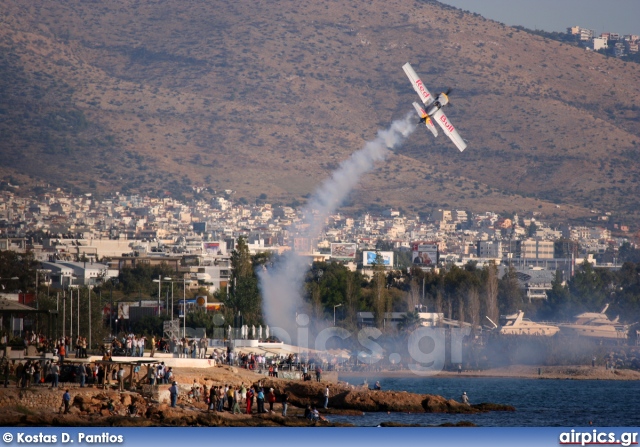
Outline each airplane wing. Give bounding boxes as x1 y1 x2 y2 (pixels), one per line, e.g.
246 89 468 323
403 63 434 107
412 102 438 137
431 108 467 152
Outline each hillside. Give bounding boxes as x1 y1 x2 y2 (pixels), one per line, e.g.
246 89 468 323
0 0 639 224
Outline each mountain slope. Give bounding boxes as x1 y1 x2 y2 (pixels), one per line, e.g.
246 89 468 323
0 0 638 223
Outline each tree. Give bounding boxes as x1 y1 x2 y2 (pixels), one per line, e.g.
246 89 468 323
434 287 444 327
499 264 524 314
344 269 361 329
466 286 481 332
227 237 262 325
396 310 425 333
483 262 500 325
304 281 321 322
371 252 389 329
619 242 640 263
406 277 421 312
0 250 37 295
541 270 573 320
569 261 607 312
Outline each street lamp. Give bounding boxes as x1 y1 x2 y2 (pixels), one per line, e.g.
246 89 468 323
157 275 193 339
333 303 343 326
152 276 172 316
163 278 177 318
108 278 119 336
179 277 193 339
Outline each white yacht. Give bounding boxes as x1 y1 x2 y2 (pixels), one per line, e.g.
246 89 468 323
557 304 629 341
494 310 560 336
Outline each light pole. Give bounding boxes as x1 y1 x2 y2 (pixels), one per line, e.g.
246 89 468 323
69 287 73 348
333 303 342 326
163 279 177 318
152 276 172 316
62 291 66 340
183 278 187 339
87 285 93 354
155 275 161 316
179 277 193 339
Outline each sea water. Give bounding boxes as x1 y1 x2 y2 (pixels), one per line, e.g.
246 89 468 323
332 376 640 427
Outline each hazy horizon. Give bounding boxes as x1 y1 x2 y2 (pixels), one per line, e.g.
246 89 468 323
438 0 640 36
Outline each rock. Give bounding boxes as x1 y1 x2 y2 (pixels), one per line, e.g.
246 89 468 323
120 394 132 406
257 379 508 414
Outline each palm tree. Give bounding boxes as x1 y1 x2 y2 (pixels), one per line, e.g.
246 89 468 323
396 310 425 333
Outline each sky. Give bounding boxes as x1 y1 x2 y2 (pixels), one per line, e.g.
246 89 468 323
438 0 640 36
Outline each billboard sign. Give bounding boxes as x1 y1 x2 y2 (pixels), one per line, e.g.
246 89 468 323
331 243 357 260
363 251 393 267
117 302 130 320
204 242 221 254
412 242 439 266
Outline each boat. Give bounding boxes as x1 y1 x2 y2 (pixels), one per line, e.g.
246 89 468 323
557 304 629 341
489 310 560 336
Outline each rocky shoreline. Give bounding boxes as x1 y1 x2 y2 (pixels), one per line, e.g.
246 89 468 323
0 365 514 427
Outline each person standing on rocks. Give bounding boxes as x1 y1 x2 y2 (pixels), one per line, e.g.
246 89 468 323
218 385 226 412
257 387 265 413
315 365 322 382
97 365 105 387
62 389 71 414
33 362 41 386
232 387 241 414
240 383 247 403
208 386 217 412
323 385 329 409
117 366 125 391
50 362 60 388
169 381 178 408
246 386 254 414
3 359 9 388
461 391 469 405
192 380 201 402
79 364 86 388
281 391 289 417
268 388 276 412
227 384 234 409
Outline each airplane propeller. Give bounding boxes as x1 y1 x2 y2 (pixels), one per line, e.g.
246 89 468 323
443 88 453 106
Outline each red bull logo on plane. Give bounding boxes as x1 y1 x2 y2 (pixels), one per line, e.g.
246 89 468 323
439 113 454 133
415 80 430 101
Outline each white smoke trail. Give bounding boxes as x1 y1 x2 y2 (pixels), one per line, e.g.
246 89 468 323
259 113 416 340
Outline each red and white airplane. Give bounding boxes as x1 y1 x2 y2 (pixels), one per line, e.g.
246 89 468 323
403 62 467 152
